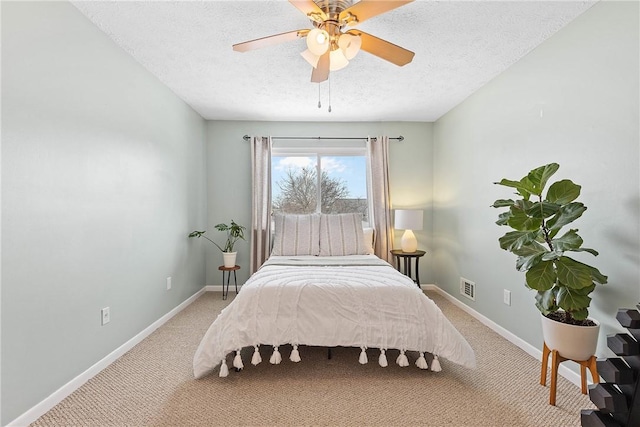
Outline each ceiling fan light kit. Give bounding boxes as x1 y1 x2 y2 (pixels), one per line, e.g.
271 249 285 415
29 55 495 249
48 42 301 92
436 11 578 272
338 32 361 60
301 49 321 68
233 0 416 83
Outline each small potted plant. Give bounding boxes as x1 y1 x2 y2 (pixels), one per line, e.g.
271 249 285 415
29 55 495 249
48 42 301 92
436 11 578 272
189 220 246 267
491 163 607 361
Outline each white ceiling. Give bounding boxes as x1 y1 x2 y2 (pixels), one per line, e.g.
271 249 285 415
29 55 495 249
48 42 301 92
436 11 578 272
71 0 596 122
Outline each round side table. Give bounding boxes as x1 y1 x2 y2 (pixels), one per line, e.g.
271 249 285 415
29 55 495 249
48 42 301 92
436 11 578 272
218 265 240 300
390 249 426 286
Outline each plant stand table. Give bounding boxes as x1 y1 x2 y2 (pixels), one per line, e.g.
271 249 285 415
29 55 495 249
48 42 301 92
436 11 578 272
218 265 240 300
540 341 599 406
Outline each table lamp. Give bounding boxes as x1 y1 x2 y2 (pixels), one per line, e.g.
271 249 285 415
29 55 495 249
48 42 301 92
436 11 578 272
394 209 423 252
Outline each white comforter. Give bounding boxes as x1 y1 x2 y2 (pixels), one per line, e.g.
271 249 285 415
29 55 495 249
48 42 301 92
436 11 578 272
193 255 476 378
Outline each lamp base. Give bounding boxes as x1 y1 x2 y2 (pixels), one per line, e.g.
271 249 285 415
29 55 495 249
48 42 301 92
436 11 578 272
400 230 417 253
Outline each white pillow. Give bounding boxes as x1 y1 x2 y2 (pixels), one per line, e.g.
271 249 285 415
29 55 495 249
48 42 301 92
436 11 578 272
363 227 375 254
319 213 369 256
271 213 320 256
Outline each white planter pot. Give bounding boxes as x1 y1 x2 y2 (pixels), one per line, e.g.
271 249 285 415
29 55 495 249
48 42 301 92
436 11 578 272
541 313 600 361
222 252 237 268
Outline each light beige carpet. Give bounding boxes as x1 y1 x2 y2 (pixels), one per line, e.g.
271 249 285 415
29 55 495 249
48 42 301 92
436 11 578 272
30 291 594 426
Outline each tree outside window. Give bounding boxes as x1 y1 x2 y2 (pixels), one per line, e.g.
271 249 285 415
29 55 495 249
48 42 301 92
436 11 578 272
271 154 369 223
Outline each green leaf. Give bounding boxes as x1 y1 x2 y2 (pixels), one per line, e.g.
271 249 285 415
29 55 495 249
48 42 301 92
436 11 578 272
499 231 538 252
525 261 556 291
507 207 542 231
551 229 583 251
517 253 546 271
526 201 560 219
511 240 547 257
492 199 515 208
557 286 591 318
572 283 596 296
546 179 581 205
495 211 511 226
570 247 600 256
495 178 533 200
546 202 587 236
527 163 559 196
589 265 608 285
569 308 589 321
556 256 593 289
535 288 558 315
514 241 547 271
541 250 563 261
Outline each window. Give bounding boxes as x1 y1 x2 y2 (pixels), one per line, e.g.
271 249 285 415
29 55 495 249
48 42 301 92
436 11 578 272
271 140 370 224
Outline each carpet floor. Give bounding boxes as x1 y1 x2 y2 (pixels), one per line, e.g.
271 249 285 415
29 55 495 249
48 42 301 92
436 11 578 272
30 290 594 426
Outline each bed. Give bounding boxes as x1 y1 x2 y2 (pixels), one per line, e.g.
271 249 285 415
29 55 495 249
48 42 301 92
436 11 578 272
193 213 476 379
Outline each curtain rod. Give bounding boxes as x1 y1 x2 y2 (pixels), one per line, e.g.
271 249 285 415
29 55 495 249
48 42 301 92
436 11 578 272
242 135 404 142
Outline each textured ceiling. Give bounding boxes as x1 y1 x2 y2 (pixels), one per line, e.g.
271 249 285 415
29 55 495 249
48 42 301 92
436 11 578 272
71 0 596 122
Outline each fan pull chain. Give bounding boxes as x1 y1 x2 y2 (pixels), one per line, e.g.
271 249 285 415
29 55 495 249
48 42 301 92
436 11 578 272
328 75 332 113
317 83 321 109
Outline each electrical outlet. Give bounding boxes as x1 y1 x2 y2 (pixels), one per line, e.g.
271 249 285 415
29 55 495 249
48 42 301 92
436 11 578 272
503 289 511 306
166 276 172 290
101 307 110 325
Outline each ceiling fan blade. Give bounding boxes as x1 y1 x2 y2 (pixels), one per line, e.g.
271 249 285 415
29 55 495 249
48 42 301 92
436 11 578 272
233 29 310 52
311 51 330 83
289 0 327 23
340 0 414 26
346 30 414 66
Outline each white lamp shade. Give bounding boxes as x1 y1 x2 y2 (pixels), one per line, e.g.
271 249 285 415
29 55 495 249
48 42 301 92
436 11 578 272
338 33 361 60
306 28 330 55
301 49 320 68
329 48 349 71
394 209 423 231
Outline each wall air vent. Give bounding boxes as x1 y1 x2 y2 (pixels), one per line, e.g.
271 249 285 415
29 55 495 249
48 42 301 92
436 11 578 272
460 277 476 301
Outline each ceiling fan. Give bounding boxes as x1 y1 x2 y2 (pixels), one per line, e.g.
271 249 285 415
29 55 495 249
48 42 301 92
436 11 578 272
232 0 415 83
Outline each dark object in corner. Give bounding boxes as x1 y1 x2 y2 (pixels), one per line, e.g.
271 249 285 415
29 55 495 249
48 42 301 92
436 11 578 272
581 307 640 427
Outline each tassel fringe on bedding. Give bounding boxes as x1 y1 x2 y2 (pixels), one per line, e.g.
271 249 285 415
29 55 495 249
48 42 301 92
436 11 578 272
416 352 429 370
290 344 301 362
378 349 388 367
396 349 409 367
270 346 282 364
359 347 368 364
251 346 262 366
219 346 442 375
233 350 244 370
219 359 229 377
430 355 442 372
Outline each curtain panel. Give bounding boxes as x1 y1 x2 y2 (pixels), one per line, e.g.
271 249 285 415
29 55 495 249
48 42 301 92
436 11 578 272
250 136 272 274
367 136 394 262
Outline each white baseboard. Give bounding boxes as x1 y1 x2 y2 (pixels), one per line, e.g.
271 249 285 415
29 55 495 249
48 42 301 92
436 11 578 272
8 288 207 427
421 284 583 389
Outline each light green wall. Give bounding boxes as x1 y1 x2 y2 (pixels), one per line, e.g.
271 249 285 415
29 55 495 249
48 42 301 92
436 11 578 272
1 2 207 424
433 0 639 358
204 121 434 285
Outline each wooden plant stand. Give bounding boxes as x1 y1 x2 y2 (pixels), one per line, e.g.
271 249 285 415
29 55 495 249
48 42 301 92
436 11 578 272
540 341 599 406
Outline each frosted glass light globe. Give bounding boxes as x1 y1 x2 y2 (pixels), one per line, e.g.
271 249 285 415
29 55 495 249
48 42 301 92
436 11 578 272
306 28 330 56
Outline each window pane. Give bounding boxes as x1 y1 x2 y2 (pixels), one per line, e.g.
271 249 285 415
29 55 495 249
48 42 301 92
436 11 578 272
271 155 318 214
320 155 368 223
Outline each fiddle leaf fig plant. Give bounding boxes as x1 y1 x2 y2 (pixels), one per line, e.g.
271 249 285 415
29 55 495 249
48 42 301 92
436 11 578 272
491 163 607 325
189 220 246 253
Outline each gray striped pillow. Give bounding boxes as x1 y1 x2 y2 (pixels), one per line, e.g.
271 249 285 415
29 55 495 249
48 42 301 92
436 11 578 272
271 214 320 256
319 213 368 256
